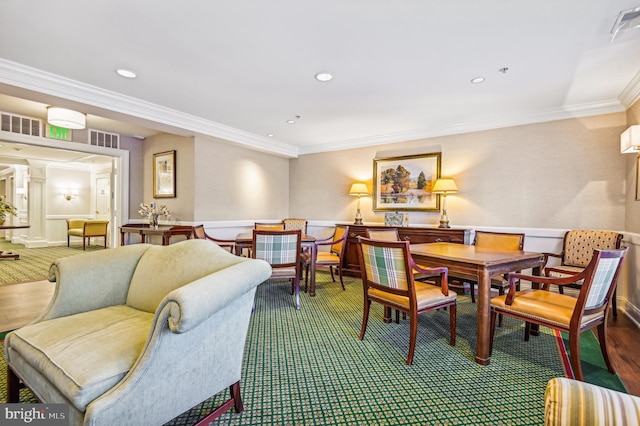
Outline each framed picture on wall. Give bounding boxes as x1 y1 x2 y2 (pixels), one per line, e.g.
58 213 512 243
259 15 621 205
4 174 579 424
373 152 441 211
153 150 176 198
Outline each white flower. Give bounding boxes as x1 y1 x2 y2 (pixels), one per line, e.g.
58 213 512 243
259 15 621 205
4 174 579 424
138 203 171 218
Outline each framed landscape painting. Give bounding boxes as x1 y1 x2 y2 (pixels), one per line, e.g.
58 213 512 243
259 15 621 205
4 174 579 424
373 152 441 211
153 150 176 198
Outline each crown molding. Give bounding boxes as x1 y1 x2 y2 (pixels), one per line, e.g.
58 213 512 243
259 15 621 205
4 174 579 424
619 70 640 108
0 59 300 158
298 100 627 155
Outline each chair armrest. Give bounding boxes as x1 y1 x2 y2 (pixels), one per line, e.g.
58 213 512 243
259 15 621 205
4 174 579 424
410 259 450 294
503 269 588 305
42 244 151 321
163 258 272 333
541 251 563 270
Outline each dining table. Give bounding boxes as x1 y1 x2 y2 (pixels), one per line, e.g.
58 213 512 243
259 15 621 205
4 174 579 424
120 224 193 246
235 231 318 295
409 242 544 366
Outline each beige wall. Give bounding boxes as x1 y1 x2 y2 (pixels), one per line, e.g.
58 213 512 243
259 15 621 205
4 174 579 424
193 136 290 221
291 113 628 231
625 100 640 233
142 134 195 222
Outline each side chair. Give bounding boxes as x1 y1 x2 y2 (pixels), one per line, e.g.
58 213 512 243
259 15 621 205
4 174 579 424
192 224 236 254
542 229 623 317
252 229 303 309
490 247 627 381
67 219 109 250
356 237 456 365
303 225 349 291
254 222 285 231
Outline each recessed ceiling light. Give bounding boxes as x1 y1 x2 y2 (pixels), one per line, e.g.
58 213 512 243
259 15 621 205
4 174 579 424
315 72 333 82
116 69 137 78
267 133 274 137
471 77 485 84
286 120 295 124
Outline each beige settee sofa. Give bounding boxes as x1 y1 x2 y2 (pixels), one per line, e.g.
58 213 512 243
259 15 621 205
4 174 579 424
4 239 272 426
545 377 640 425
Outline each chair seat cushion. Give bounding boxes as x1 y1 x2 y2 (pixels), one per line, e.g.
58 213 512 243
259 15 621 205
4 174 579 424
369 282 456 311
6 305 152 411
67 229 84 237
316 252 339 264
490 290 602 328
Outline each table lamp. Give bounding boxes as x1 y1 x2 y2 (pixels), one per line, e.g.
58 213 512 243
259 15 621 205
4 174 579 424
431 178 458 228
349 183 370 225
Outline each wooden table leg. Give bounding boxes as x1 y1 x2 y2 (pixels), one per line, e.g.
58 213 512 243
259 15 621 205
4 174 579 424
475 270 491 365
308 243 318 297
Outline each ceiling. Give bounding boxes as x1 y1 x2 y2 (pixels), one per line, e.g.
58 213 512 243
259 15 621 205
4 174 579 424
1 0 640 159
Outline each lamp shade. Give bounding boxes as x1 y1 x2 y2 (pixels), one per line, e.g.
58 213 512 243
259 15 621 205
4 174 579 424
621 125 640 154
431 178 458 194
349 183 369 196
47 107 86 130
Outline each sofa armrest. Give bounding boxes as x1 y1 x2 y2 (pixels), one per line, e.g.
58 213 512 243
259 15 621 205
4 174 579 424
42 244 151 321
163 258 272 333
545 378 640 426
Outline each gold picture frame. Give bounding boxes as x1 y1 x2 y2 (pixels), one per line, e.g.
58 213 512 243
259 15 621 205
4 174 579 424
153 150 176 198
373 152 441 211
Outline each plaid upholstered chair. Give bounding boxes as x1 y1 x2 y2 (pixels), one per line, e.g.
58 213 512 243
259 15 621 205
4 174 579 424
252 229 302 309
356 237 457 365
543 230 623 317
490 248 627 381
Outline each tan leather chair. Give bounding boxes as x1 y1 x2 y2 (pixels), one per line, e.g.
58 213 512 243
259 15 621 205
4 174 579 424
67 219 109 250
490 248 627 381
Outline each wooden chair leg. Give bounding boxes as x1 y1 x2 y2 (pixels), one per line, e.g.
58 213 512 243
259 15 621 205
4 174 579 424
329 265 336 282
338 265 345 291
497 287 504 327
406 311 418 365
612 288 618 318
524 322 531 341
569 329 583 381
470 282 476 303
359 300 371 340
596 323 616 375
489 310 497 356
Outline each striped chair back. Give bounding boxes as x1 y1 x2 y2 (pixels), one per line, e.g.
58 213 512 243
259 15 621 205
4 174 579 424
583 249 626 311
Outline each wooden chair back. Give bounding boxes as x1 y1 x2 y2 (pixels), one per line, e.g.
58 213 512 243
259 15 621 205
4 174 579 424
254 222 285 231
474 230 524 251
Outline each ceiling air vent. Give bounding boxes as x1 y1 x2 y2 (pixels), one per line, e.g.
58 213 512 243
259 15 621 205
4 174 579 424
0 111 41 137
89 129 119 149
611 6 640 42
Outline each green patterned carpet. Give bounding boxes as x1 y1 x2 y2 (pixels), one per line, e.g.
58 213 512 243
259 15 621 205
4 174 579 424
0 239 105 285
0 270 611 425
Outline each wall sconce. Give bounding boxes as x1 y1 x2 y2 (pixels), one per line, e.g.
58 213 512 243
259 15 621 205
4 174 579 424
621 125 640 153
349 183 370 225
63 189 79 201
47 106 86 130
431 178 458 228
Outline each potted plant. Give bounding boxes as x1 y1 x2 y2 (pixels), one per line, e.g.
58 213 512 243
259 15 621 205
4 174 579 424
0 195 18 225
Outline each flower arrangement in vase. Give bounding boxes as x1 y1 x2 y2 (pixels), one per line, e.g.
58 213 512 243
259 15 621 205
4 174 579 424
138 203 171 229
0 195 18 225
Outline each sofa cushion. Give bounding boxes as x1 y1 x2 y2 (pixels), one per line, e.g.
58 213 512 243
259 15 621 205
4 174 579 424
7 305 152 411
126 239 244 313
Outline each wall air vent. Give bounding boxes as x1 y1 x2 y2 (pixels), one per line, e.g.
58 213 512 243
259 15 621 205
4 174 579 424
89 129 119 149
0 111 41 137
611 6 640 42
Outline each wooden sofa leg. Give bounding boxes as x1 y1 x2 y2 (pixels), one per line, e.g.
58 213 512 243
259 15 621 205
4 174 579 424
7 366 24 402
194 381 244 426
